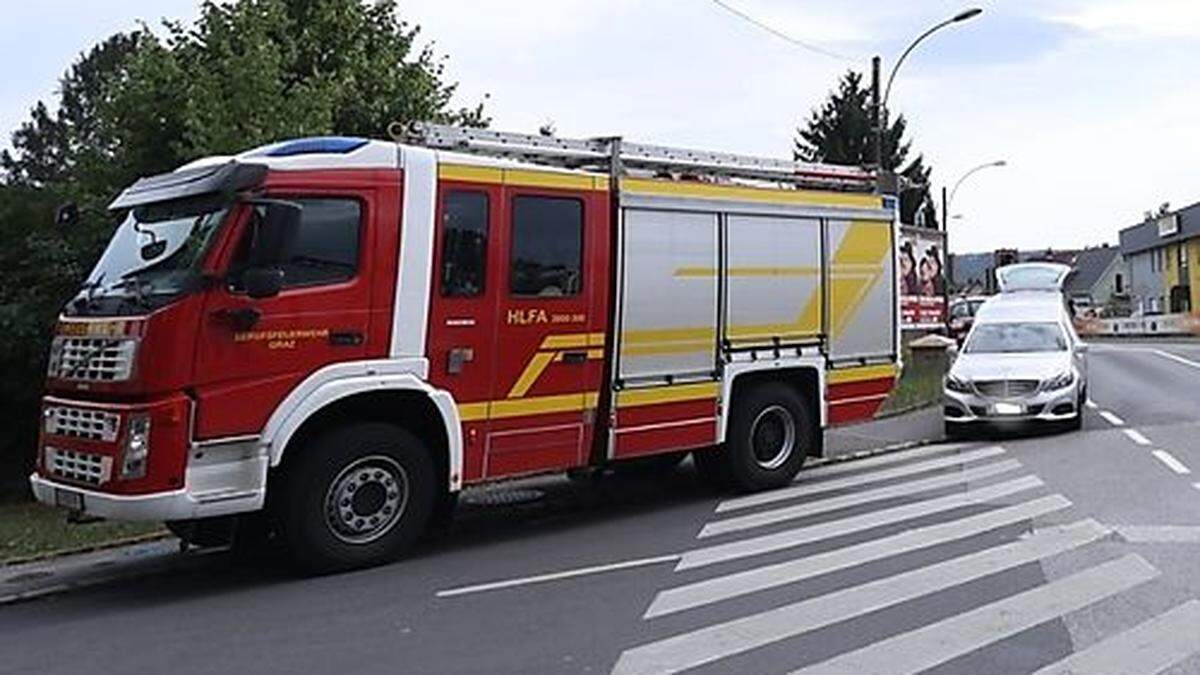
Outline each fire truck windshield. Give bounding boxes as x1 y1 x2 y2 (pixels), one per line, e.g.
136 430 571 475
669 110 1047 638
70 196 232 315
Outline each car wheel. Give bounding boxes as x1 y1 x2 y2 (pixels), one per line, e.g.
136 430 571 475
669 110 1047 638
723 382 812 493
276 423 435 574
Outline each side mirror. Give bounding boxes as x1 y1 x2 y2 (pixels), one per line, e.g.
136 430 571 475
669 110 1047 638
248 200 302 268
1076 343 1089 354
54 202 79 227
243 267 285 300
236 199 302 299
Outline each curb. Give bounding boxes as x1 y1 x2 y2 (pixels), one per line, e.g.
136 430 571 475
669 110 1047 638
874 400 938 420
1 530 172 568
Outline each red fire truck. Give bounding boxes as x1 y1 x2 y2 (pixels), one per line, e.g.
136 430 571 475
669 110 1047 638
31 125 900 571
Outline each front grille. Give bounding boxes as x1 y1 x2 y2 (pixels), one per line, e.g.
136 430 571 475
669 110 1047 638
48 337 137 382
45 447 113 486
973 380 1040 399
44 406 120 442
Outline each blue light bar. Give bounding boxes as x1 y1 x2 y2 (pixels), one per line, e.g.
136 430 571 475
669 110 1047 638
261 137 370 157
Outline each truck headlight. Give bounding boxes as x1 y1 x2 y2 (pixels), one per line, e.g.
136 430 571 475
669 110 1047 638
122 414 150 479
945 375 973 394
1043 370 1075 391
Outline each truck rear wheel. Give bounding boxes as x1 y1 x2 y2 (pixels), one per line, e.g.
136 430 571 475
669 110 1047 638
277 423 435 574
724 382 812 492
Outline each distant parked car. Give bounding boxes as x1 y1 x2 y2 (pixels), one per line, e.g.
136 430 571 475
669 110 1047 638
948 295 988 344
943 291 1088 437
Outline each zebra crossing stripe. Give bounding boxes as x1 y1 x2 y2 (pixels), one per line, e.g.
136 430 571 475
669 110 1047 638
797 443 972 480
718 446 1007 513
699 459 1022 538
677 475 1044 570
790 555 1159 675
614 521 1109 675
1031 600 1200 675
645 494 1071 619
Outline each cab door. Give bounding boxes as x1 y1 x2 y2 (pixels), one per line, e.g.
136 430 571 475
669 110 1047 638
193 173 399 439
483 187 608 478
426 183 501 482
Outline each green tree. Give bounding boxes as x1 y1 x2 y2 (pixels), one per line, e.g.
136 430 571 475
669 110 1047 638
795 70 936 228
0 0 486 497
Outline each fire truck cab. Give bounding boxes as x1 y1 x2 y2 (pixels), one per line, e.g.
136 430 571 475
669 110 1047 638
31 126 900 571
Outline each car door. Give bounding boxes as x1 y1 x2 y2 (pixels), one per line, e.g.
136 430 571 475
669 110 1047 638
481 188 607 478
192 180 393 439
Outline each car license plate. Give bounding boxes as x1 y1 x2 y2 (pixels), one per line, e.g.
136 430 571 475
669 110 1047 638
993 402 1024 416
54 488 83 511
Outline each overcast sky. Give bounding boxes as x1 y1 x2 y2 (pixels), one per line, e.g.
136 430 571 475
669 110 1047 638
3 1 1199 253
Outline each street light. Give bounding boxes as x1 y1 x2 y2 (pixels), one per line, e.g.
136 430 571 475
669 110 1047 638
873 8 983 170
943 159 1007 302
947 159 1007 218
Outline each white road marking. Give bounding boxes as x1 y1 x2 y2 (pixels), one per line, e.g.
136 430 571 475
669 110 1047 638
1152 450 1192 475
613 522 1109 675
1194 482 1200 492
790 555 1159 675
435 553 680 598
717 446 1007 513
796 443 971 481
677 475 1044 570
1152 349 1200 370
1098 410 1125 426
1085 400 1098 410
1121 428 1152 446
1115 525 1200 543
1032 600 1200 675
645 495 1072 619
699 459 1022 538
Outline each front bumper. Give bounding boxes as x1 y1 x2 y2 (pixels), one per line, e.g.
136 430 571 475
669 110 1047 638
943 383 1081 424
30 439 267 522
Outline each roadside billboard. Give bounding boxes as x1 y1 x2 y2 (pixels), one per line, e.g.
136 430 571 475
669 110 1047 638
899 226 947 329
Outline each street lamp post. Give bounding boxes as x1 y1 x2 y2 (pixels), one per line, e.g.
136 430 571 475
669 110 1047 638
872 8 982 175
944 159 1006 310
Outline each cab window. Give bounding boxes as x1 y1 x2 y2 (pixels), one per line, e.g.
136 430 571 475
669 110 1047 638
509 196 583 297
230 198 361 290
440 191 489 297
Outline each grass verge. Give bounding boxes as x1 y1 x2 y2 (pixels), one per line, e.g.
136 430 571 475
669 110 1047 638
1 501 165 565
878 346 947 416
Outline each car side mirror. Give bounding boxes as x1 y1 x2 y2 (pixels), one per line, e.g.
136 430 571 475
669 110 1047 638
1076 343 1089 354
243 267 285 299
248 200 302 268
237 199 302 299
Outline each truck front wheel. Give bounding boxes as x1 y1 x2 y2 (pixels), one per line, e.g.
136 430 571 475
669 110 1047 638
277 423 435 574
725 382 812 492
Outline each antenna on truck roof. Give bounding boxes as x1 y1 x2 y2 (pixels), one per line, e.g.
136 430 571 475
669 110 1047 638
397 122 877 193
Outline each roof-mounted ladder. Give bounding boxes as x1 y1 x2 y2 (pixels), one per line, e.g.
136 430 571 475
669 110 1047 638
397 122 877 193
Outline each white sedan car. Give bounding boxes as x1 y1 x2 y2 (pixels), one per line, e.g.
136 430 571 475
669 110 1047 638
943 297 1088 437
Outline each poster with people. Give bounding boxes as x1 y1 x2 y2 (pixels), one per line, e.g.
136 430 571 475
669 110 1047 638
899 226 947 328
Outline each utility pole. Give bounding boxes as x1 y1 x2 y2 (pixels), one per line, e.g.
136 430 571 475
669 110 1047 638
871 55 882 176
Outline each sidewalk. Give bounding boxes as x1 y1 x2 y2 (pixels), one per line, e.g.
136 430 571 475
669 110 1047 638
825 406 942 458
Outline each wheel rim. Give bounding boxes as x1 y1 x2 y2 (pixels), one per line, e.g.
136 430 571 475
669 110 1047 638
324 455 409 545
749 405 796 470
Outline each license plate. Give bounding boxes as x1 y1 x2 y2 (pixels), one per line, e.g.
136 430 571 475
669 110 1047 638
993 402 1024 416
54 488 83 511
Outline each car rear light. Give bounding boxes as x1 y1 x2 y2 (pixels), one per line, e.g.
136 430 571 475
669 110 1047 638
122 414 151 479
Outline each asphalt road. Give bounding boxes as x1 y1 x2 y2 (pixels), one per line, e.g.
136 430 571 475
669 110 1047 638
3 340 1200 674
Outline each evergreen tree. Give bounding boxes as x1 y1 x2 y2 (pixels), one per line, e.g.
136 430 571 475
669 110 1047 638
795 70 936 228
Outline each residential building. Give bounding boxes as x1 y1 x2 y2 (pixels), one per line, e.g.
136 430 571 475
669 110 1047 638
1063 245 1128 316
1118 202 1200 315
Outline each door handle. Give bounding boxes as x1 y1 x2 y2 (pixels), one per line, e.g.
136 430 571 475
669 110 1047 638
561 350 588 365
329 332 365 347
214 307 261 331
447 347 475 374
